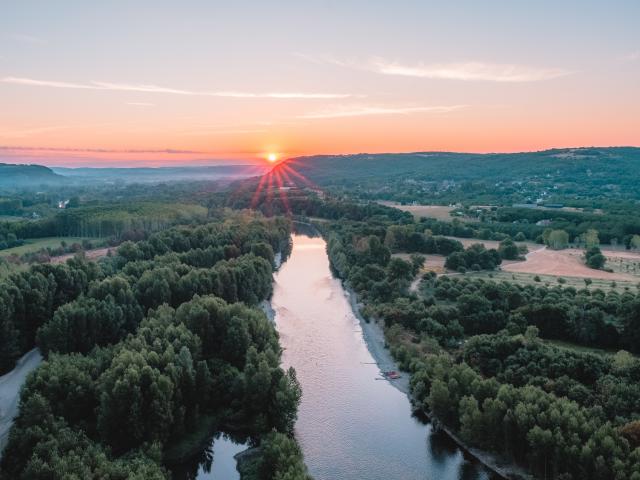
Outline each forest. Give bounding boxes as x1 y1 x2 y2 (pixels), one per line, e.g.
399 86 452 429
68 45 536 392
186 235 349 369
3 150 640 479
314 199 640 480
0 210 311 480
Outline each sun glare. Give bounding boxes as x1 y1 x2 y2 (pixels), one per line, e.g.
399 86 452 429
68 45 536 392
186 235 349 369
267 153 278 163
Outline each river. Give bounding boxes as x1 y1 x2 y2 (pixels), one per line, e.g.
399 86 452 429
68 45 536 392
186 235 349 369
177 230 498 479
271 231 497 480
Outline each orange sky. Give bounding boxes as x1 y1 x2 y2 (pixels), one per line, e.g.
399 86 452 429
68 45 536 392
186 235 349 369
1 2 639 166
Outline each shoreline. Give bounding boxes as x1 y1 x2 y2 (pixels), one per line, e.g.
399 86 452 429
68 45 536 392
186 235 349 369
342 282 530 480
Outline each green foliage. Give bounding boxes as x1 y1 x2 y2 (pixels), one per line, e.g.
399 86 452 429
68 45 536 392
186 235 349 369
545 229 569 250
1 211 309 479
498 238 520 260
585 246 606 269
444 243 501 271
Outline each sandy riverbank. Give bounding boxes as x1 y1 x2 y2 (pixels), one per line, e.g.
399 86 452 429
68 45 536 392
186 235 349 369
343 286 411 395
343 284 530 480
0 348 42 457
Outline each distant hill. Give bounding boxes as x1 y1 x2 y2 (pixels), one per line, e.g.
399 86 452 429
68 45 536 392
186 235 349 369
278 147 640 185
0 163 65 187
272 147 640 202
51 165 268 184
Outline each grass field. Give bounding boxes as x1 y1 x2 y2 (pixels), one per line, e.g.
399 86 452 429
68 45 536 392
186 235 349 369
0 215 28 223
0 237 92 257
377 201 461 222
459 269 638 292
545 339 622 357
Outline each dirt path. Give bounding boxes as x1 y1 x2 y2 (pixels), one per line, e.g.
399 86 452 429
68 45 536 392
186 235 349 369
50 247 112 265
0 348 42 456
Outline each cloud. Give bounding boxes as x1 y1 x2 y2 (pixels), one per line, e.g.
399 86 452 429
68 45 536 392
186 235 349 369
298 104 466 119
0 125 70 139
179 128 268 136
5 33 44 45
126 102 155 107
369 59 571 82
296 54 571 82
621 51 640 62
0 145 202 154
1 76 353 99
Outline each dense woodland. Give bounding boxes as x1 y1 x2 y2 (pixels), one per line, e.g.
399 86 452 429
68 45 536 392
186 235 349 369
3 149 640 479
316 202 640 480
0 210 311 480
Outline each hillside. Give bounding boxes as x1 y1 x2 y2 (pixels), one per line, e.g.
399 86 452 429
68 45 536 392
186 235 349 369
274 147 640 204
52 164 268 184
0 163 65 188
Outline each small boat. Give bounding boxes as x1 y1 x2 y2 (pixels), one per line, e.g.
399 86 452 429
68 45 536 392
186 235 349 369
382 370 402 379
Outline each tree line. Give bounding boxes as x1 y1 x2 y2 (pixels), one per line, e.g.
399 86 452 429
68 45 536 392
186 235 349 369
0 210 311 480
299 195 640 480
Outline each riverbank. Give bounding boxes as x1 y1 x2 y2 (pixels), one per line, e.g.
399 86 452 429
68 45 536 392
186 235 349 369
343 284 529 480
343 286 410 396
0 348 42 457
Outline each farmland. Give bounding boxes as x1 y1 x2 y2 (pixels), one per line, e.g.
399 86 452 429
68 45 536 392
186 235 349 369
377 201 458 222
0 237 92 258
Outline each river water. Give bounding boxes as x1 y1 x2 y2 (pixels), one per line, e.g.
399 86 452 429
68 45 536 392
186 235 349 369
271 232 497 480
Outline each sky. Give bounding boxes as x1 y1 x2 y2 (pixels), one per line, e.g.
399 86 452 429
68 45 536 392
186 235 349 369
1 0 639 167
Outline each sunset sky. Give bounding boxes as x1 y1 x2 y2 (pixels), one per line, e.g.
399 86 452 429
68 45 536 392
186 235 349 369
1 1 639 167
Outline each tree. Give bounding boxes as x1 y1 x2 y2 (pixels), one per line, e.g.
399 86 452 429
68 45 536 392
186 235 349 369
499 238 519 260
582 229 600 248
585 246 606 269
386 257 413 282
546 230 569 250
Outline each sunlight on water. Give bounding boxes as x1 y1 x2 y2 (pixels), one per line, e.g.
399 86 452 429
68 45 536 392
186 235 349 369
272 233 497 480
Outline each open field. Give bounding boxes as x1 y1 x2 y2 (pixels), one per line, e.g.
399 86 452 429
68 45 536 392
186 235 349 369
0 237 91 258
392 252 447 274
503 247 638 281
446 236 541 253
378 201 459 221
396 235 640 286
51 247 112 264
459 269 638 292
0 216 27 223
544 339 623 357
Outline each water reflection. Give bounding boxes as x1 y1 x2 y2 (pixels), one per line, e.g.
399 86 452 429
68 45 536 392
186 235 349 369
272 233 500 480
170 432 249 480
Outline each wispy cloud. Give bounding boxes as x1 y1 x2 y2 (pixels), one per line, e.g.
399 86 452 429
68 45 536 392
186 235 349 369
369 59 571 82
296 54 571 82
0 125 70 139
5 33 44 45
298 104 466 119
621 51 640 62
179 128 268 136
126 102 155 107
0 145 202 154
1 76 354 99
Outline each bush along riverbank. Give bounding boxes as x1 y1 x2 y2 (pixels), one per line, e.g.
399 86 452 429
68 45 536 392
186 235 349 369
344 282 525 480
318 207 640 480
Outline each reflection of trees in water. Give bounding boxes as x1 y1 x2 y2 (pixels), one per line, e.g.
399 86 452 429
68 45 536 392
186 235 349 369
169 431 251 480
428 427 460 464
457 460 500 480
428 427 501 480
292 221 321 238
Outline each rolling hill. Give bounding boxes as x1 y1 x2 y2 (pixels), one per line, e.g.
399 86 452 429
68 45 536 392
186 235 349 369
0 164 65 188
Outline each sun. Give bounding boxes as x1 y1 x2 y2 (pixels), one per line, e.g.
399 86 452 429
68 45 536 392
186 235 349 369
267 153 278 163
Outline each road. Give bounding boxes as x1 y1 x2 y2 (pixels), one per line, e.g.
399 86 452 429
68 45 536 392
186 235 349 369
0 349 42 457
